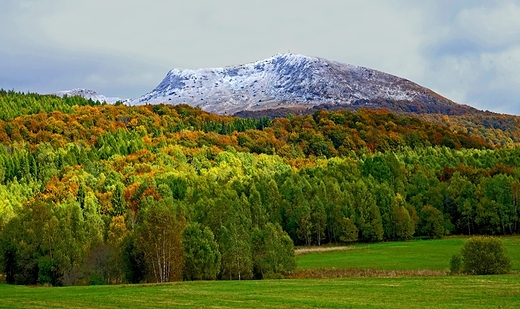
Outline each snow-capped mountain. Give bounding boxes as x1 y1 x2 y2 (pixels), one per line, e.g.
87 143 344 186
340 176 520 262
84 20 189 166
129 53 458 115
54 88 123 104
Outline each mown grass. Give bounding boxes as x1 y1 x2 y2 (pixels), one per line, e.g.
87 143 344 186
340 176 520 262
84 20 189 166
296 236 520 272
1 275 519 308
1 237 518 308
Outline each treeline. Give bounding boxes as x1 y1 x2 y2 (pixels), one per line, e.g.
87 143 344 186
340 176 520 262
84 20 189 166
420 112 520 147
0 102 489 158
1 93 520 286
0 89 101 121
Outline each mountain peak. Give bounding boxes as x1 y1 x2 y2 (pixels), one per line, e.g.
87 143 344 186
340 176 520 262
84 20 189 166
129 54 458 115
54 88 123 104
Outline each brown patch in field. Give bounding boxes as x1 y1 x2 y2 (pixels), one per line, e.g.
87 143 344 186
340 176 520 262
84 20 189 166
295 246 367 255
289 268 447 279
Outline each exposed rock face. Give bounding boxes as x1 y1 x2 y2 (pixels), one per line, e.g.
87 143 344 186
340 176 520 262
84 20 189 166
129 53 463 115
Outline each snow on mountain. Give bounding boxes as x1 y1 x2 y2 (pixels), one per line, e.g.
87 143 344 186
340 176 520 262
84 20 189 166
54 88 123 104
128 53 455 115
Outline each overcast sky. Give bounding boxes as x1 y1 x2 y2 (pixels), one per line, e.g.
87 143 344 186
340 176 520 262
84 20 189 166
1 0 520 114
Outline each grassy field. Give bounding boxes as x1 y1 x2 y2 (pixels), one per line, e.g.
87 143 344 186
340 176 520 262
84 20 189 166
1 275 519 308
296 236 520 272
1 237 518 308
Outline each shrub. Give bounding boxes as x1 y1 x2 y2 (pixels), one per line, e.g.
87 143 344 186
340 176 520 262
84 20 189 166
38 256 62 286
263 271 285 279
449 253 463 275
460 236 512 275
89 275 105 286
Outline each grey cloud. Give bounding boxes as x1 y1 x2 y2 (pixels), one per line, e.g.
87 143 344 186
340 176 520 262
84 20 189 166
408 0 520 114
0 0 519 114
0 47 167 98
467 89 520 115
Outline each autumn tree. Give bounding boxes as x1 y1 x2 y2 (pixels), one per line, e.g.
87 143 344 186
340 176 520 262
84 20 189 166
102 215 130 283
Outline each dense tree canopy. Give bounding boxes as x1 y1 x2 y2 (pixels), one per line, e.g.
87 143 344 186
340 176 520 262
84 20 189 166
1 92 520 285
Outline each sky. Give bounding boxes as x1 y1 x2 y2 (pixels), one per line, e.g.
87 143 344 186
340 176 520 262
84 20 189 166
1 0 520 115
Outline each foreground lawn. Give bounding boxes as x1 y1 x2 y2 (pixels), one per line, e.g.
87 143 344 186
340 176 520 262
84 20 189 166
1 275 519 308
1 237 517 308
296 236 520 271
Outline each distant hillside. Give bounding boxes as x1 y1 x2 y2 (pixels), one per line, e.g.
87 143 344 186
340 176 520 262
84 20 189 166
1 90 519 147
53 88 123 104
0 89 101 121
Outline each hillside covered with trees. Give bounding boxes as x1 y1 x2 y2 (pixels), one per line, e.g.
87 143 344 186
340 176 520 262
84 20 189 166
1 91 520 285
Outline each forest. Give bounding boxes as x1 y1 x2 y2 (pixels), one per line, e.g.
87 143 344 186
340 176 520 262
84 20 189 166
0 90 519 285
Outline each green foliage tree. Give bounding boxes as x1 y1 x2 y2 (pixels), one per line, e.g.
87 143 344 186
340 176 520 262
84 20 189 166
249 184 267 228
0 197 58 285
0 196 93 285
349 181 384 242
182 223 221 280
264 179 283 225
110 182 127 216
295 202 313 246
82 192 104 249
219 197 253 280
121 234 146 284
0 216 23 284
390 194 415 240
339 218 358 243
252 222 296 279
419 205 444 239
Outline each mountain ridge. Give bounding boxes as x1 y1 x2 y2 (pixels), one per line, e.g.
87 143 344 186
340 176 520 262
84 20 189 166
128 53 469 116
53 88 122 104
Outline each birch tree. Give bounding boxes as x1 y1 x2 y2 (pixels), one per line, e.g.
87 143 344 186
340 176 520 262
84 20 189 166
137 199 185 282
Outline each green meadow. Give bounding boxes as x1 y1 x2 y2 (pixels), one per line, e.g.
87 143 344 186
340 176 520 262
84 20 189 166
1 237 519 308
296 237 520 272
1 276 519 308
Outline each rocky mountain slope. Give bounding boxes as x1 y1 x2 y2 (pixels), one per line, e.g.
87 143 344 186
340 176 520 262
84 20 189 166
128 53 474 116
54 88 122 104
